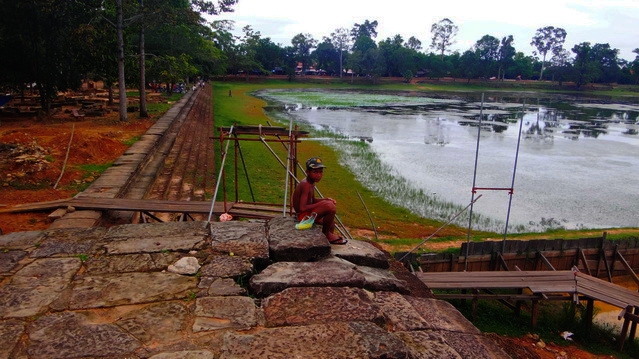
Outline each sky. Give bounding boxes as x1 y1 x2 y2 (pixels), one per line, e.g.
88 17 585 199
212 0 639 62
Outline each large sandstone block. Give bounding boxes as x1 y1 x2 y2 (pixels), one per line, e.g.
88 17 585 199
249 261 365 297
267 216 330 262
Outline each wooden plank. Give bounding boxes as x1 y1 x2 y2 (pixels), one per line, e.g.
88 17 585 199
0 196 292 221
416 270 639 312
0 198 72 213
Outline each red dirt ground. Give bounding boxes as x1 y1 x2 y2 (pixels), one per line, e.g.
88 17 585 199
0 102 155 233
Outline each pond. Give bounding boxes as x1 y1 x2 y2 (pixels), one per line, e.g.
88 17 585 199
258 89 639 233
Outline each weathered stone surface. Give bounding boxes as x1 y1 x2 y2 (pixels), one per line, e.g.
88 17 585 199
31 227 108 257
106 221 208 238
323 257 409 293
357 264 409 293
440 332 511 359
219 321 408 359
199 255 253 278
249 260 365 297
47 209 103 229
27 311 140 359
68 272 196 309
405 296 481 334
0 230 44 249
267 216 330 262
209 221 269 260
193 296 258 331
148 350 216 359
0 319 25 359
262 286 383 327
168 256 201 275
0 250 27 273
372 291 430 331
200 278 247 296
84 252 182 274
395 330 463 359
331 239 390 269
0 258 81 318
116 301 189 345
104 234 206 254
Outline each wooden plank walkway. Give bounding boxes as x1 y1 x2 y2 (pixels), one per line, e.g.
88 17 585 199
416 270 639 350
415 270 639 309
0 197 289 220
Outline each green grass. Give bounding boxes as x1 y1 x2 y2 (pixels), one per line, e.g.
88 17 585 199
146 93 184 114
122 135 141 146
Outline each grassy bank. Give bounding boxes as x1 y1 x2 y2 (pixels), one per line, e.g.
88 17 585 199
211 78 639 254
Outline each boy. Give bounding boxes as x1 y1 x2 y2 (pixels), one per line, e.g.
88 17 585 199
292 157 347 244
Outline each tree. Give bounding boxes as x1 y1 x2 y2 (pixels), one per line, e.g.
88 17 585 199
291 33 317 73
127 0 237 119
509 52 535 80
235 25 265 79
379 35 418 78
430 18 458 60
497 35 516 80
473 35 500 78
314 40 338 75
349 20 379 79
350 20 378 46
0 0 100 112
631 49 639 84
530 26 567 80
329 27 351 77
115 0 128 121
458 50 481 83
406 36 422 51
590 43 621 83
571 42 597 88
548 48 571 85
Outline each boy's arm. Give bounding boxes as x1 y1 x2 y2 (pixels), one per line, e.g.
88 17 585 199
294 181 315 213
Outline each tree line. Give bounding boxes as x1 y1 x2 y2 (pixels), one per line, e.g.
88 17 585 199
228 18 639 88
1 1 638 120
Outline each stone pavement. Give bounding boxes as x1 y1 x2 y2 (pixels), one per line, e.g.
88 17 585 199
0 216 511 358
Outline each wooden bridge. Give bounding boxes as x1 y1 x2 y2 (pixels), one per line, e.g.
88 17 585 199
416 269 639 351
0 197 289 222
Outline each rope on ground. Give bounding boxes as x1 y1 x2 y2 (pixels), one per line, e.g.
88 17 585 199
357 191 378 241
54 124 74 190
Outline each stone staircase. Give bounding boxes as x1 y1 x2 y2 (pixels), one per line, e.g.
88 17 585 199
0 216 512 358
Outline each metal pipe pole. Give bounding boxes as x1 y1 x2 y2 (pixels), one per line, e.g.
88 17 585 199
501 100 526 251
207 126 234 223
465 93 484 271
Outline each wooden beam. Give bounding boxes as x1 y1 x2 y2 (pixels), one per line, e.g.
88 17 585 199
497 252 509 271
578 248 592 276
615 250 639 286
601 249 613 283
630 307 639 345
537 251 555 271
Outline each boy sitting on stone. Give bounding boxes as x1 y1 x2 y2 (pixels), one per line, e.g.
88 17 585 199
292 157 347 245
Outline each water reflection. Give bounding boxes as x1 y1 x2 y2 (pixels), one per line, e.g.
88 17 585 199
259 89 639 232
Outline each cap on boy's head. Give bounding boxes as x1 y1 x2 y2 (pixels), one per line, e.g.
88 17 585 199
306 157 326 170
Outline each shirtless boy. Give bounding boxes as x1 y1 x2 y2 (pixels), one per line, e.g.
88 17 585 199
292 157 347 245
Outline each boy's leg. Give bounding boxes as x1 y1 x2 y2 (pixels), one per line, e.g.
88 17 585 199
313 201 339 241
